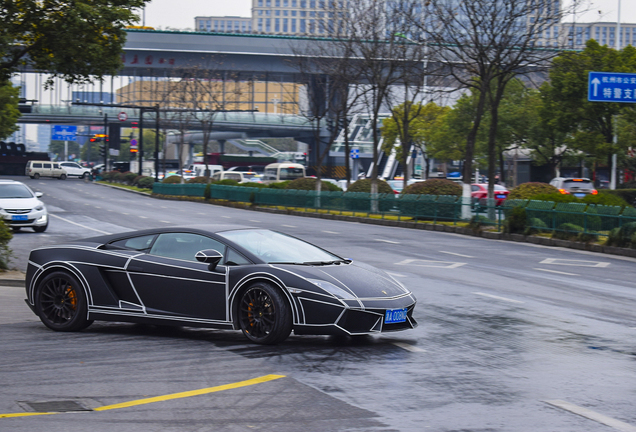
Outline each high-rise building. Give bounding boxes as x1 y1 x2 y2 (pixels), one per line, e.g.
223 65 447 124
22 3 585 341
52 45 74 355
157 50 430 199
251 0 348 36
194 16 252 33
558 22 636 50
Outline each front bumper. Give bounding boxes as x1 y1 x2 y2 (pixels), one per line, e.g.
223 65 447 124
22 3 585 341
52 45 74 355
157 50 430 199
1 211 48 228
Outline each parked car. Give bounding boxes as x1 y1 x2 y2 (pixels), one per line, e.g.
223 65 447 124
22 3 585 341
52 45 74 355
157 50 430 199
24 226 417 344
471 183 509 206
212 171 245 182
59 162 92 179
549 177 598 198
0 179 48 232
25 161 67 180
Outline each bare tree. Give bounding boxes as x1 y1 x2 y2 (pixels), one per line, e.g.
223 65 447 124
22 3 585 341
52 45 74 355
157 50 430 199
411 0 575 206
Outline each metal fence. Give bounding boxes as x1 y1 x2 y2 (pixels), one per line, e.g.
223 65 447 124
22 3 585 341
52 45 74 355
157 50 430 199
152 183 636 236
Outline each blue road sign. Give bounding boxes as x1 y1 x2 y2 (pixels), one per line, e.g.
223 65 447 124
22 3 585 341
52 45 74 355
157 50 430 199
588 71 636 103
51 125 78 141
350 148 359 159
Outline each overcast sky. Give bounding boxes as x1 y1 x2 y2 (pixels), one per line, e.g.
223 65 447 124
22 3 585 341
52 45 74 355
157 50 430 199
139 0 634 30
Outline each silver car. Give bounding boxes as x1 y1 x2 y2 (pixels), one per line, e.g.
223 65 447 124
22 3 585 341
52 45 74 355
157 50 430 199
549 177 598 198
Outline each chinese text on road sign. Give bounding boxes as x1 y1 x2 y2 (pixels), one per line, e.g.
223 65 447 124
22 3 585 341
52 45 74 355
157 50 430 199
588 71 636 103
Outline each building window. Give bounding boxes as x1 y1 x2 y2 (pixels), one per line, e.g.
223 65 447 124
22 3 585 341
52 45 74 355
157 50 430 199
258 0 263 5
283 18 288 32
300 0 306 7
291 19 297 33
300 19 306 33
300 10 306 16
284 10 288 16
292 10 297 16
310 0 315 7
275 18 280 32
266 0 271 6
275 0 280 6
292 0 297 6
283 0 288 6
275 10 280 16
266 18 271 32
258 18 263 32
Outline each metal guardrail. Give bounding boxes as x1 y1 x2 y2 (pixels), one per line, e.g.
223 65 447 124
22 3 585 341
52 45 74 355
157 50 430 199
152 184 636 238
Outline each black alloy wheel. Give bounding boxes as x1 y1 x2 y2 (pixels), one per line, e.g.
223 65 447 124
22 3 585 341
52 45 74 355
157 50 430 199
35 271 92 332
238 282 292 345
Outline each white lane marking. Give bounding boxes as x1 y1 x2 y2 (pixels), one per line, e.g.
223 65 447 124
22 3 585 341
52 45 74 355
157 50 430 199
473 292 524 304
540 258 610 268
440 251 474 258
375 239 400 244
397 259 465 269
221 216 231 219
545 400 636 432
387 272 408 278
160 220 171 223
250 220 261 223
198 213 206 215
122 212 129 215
322 230 339 234
535 268 578 276
139 216 148 219
84 203 90 206
94 206 101 209
393 342 427 353
49 214 111 235
282 224 296 228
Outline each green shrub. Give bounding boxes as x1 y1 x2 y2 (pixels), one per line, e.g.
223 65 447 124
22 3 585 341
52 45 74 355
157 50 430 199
401 178 462 196
344 179 394 212
213 179 240 186
618 181 636 189
115 171 128 183
237 182 269 189
468 215 492 232
162 175 182 184
347 178 394 194
530 192 579 203
552 223 584 240
582 191 629 207
526 217 548 235
601 189 636 207
268 181 290 189
187 176 210 184
124 171 137 185
137 176 155 189
285 178 342 191
508 182 559 199
102 171 118 182
0 220 12 270
504 206 527 234
606 221 636 247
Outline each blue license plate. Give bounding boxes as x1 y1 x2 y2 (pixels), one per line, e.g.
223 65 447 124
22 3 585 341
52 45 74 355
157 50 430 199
496 194 506 199
11 215 28 221
574 193 586 198
385 308 408 324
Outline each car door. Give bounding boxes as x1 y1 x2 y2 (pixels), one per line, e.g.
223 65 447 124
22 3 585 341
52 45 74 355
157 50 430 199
126 232 229 321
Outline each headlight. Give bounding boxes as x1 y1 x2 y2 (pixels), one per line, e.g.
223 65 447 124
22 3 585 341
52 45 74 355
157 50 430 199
308 278 356 300
35 205 44 211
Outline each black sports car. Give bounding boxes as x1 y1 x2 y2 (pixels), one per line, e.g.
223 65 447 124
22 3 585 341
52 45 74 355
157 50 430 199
25 226 417 344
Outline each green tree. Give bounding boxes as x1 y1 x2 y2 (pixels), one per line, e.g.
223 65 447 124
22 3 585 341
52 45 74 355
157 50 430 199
381 101 449 183
0 80 20 139
544 40 636 179
0 0 148 84
49 140 80 160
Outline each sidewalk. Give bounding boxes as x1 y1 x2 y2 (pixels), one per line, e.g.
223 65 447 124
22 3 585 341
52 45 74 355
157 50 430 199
0 270 25 287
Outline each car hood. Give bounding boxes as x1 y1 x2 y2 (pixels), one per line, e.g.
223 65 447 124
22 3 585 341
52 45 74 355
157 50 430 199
275 260 410 299
0 197 43 210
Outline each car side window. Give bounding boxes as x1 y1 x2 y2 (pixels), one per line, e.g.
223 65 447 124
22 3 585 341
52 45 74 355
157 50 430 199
110 235 157 251
150 233 226 262
471 185 479 192
225 248 251 266
43 163 51 168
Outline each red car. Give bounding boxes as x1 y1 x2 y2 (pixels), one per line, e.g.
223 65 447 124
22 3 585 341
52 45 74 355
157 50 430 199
471 183 509 206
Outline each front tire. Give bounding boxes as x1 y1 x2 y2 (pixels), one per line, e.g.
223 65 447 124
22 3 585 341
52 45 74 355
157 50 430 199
238 282 292 345
33 224 47 233
33 173 40 179
59 174 67 180
35 271 92 332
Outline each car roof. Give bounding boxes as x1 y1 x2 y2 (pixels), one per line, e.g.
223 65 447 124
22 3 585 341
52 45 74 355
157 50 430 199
79 224 258 244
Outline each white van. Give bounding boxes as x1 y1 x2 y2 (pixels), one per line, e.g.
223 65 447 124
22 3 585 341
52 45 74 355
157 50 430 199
212 171 244 182
25 161 67 180
262 163 306 184
190 164 223 178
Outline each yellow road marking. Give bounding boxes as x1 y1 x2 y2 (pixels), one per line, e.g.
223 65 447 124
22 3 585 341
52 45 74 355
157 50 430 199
0 412 57 418
1 374 285 418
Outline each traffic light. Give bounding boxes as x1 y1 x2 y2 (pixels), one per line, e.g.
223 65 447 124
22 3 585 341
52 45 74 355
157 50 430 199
90 134 108 143
99 144 107 157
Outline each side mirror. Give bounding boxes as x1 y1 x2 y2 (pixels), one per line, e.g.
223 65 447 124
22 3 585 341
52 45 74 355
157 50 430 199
195 249 223 271
35 192 43 198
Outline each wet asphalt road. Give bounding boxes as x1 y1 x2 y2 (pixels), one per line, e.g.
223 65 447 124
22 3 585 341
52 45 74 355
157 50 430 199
1 176 635 431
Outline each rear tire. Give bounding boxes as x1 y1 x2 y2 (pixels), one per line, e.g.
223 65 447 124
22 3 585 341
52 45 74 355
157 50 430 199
59 174 67 180
35 271 92 332
238 282 292 345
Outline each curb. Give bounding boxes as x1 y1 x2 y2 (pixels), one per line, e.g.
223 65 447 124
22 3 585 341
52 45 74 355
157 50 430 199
0 279 25 288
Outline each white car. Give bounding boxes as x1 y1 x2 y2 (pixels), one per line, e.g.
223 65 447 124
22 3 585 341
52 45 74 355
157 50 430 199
59 162 92 179
0 180 48 232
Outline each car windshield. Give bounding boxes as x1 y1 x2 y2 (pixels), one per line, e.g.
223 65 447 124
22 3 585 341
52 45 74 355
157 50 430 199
217 229 342 264
0 184 33 198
